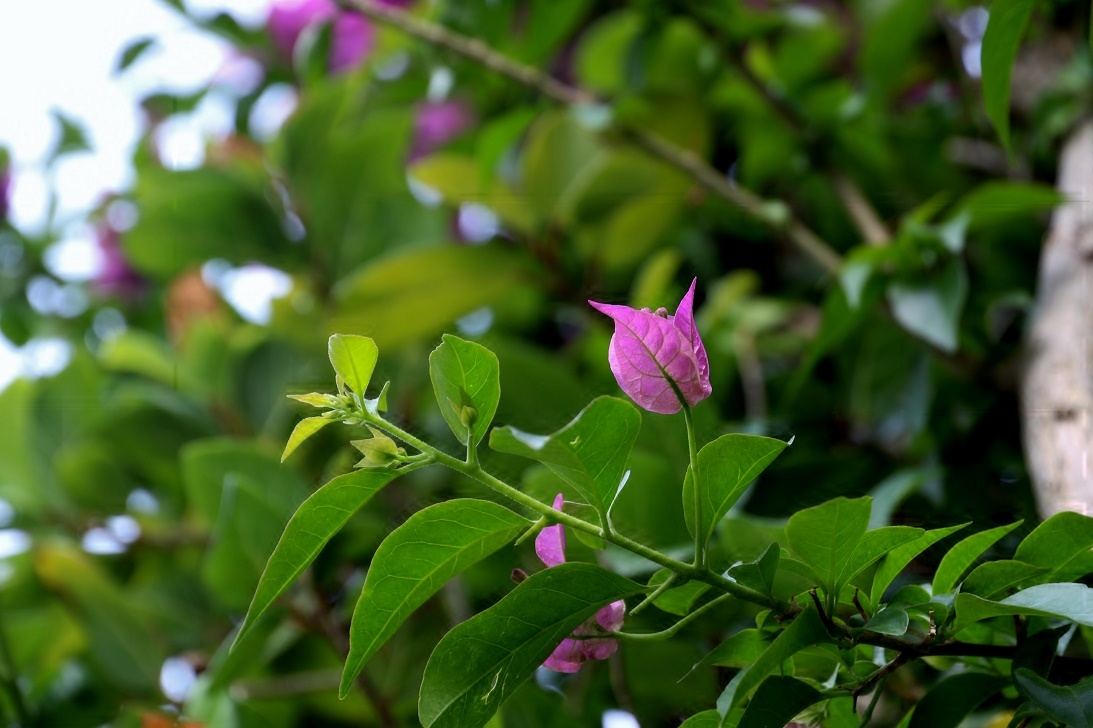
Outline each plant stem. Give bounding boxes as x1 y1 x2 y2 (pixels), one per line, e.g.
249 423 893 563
611 594 734 641
682 404 704 569
629 572 678 617
362 412 792 615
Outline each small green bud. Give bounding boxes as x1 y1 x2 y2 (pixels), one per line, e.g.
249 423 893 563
351 426 402 468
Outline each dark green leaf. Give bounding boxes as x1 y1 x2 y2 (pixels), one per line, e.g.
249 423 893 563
647 569 710 616
679 711 722 728
48 110 92 164
907 671 1008 728
842 526 924 585
886 258 968 353
716 608 829 713
737 676 823 728
235 468 401 646
1014 511 1093 585
341 499 529 697
1013 667 1093 728
726 543 780 600
115 36 156 73
864 606 909 636
981 0 1036 151
683 434 788 550
429 334 501 448
932 521 1021 595
692 629 769 672
955 182 1064 231
490 396 641 518
871 523 969 605
961 560 1050 600
418 563 643 728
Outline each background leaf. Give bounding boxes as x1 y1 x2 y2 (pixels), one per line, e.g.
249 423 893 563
981 0 1036 151
429 334 501 448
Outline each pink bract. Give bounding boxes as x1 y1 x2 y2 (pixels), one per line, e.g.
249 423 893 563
535 493 626 673
411 99 475 160
589 278 711 414
267 0 376 73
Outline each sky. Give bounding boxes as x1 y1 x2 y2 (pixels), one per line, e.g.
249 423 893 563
0 0 298 390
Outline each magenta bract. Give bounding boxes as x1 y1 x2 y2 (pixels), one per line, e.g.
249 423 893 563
589 278 711 414
268 0 374 73
535 493 625 673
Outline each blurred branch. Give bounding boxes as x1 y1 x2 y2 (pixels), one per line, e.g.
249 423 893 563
833 173 890 245
335 0 843 274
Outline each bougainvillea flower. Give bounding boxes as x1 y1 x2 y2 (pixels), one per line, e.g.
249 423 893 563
410 99 475 161
535 494 625 673
268 0 374 73
588 278 711 414
0 166 10 222
94 223 145 300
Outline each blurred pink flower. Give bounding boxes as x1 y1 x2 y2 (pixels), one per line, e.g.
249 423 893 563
268 0 374 73
94 224 144 299
535 493 625 673
0 163 10 222
411 99 474 160
589 279 711 414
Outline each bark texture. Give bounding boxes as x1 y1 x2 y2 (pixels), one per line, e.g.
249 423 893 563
1022 121 1093 516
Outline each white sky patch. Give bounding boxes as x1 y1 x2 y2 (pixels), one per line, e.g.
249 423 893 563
81 527 128 555
44 232 104 282
603 710 641 728
21 338 73 379
0 530 31 559
250 83 299 142
219 264 293 324
160 656 199 703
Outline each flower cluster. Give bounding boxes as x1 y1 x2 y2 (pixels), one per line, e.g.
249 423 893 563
535 494 625 673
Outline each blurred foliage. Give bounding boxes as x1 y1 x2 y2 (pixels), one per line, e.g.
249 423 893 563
0 0 1090 725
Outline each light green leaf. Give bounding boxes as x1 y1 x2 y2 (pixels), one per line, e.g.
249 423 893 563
952 583 1093 634
692 629 769 672
679 710 722 728
418 562 643 728
907 671 1008 728
932 520 1021 595
235 468 401 646
871 523 969 605
737 676 823 728
410 154 537 234
954 182 1064 231
981 0 1036 152
716 608 829 714
288 392 336 408
429 334 501 448
327 334 378 396
341 499 528 698
961 560 1050 600
682 434 788 549
1014 511 1093 585
886 258 968 353
785 497 872 597
281 416 332 462
864 606 909 636
490 396 641 518
330 244 534 351
647 570 710 616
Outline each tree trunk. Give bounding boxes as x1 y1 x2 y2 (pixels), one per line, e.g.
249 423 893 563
1021 121 1093 517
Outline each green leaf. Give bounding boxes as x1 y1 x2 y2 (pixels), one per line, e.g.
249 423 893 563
953 583 1093 634
716 608 829 713
842 526 924 585
418 562 643 728
785 497 872 597
871 523 969 605
981 0 1035 152
726 543 780 600
907 671 1008 728
288 392 336 408
328 334 378 397
1014 511 1093 585
886 258 968 353
1013 667 1093 728
235 468 401 646
429 334 501 448
692 629 769 672
961 560 1050 600
410 154 537 234
48 110 92 164
115 36 156 73
280 416 332 462
647 570 710 616
932 521 1021 595
341 499 529 698
330 244 534 351
490 396 641 518
864 605 909 636
679 711 722 728
737 676 823 728
682 434 788 549
954 182 1064 231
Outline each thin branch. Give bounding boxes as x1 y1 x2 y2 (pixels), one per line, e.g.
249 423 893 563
612 594 734 641
335 0 843 274
833 173 890 245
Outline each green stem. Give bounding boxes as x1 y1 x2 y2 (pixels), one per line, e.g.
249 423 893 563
682 404 704 569
629 573 678 617
611 594 733 641
363 412 790 614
